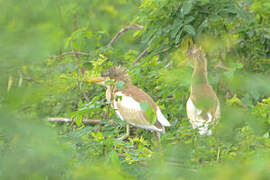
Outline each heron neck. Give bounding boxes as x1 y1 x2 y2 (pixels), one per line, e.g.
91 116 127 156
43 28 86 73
191 60 208 88
106 85 112 102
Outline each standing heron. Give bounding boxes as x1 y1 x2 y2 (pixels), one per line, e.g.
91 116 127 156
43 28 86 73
186 45 220 135
87 66 170 141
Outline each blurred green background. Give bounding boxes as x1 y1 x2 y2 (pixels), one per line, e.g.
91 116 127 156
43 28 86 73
0 0 269 179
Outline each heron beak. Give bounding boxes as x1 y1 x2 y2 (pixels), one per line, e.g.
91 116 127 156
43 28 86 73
85 77 106 83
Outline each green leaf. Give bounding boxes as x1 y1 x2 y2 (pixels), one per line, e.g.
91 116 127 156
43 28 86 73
263 132 269 138
198 19 208 33
171 19 183 38
181 1 193 15
224 70 234 80
116 81 126 90
183 25 196 36
85 31 93 38
175 29 183 44
109 150 121 167
140 101 149 112
75 115 83 126
184 16 195 24
226 95 242 106
140 101 156 125
200 0 209 5
209 15 222 22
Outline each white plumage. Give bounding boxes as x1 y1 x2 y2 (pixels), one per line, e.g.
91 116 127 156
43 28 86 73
156 107 171 127
113 92 170 132
90 66 170 141
186 98 220 135
114 92 141 111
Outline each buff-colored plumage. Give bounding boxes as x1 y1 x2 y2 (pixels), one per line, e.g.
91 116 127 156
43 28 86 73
186 46 220 135
91 66 170 140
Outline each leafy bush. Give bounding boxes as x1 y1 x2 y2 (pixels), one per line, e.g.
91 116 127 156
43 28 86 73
0 0 269 179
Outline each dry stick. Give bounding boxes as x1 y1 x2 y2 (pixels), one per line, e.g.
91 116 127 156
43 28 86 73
107 24 144 46
49 24 143 59
214 61 230 71
133 46 150 65
48 118 102 125
72 13 80 60
49 24 144 101
82 92 90 102
153 47 170 56
133 46 172 65
49 51 90 59
216 147 221 161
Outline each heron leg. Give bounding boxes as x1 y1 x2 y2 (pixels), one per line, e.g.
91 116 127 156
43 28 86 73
117 124 130 140
153 131 161 143
152 131 162 149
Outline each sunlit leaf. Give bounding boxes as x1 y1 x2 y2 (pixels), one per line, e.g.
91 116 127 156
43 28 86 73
140 100 156 125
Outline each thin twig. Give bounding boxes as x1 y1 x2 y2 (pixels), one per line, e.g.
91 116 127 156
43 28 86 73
108 24 144 46
82 92 90 102
214 61 230 71
133 46 171 65
216 147 221 161
133 46 150 65
49 51 90 59
152 47 170 56
72 13 80 60
48 117 102 125
50 24 143 59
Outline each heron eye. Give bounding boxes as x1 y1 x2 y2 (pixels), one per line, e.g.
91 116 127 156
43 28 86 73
101 72 106 77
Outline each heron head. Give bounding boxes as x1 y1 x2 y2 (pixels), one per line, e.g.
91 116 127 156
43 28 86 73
187 45 207 69
86 66 131 86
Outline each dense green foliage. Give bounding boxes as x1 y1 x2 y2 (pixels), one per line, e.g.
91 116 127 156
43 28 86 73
0 0 270 179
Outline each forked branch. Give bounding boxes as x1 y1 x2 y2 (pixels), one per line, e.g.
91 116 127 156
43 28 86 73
133 46 150 65
108 24 144 46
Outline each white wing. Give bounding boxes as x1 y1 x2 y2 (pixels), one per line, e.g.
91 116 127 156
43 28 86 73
186 97 212 135
186 98 203 127
156 107 170 126
113 92 167 132
215 99 221 119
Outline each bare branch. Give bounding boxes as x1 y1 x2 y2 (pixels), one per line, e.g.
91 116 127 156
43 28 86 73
153 47 170 56
82 92 90 102
214 61 230 71
108 24 144 46
48 117 102 125
24 77 34 81
133 46 150 65
49 51 90 59
216 147 221 161
50 24 143 59
72 13 80 60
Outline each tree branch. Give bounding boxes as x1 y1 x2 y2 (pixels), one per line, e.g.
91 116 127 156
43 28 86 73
214 61 230 71
50 24 143 59
153 47 170 56
49 51 90 59
108 24 144 46
48 117 102 125
72 13 80 60
133 46 150 65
